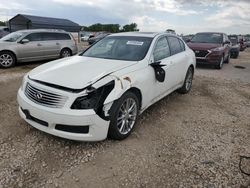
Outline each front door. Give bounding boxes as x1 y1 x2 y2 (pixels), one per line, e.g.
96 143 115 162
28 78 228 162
17 33 44 61
149 36 177 103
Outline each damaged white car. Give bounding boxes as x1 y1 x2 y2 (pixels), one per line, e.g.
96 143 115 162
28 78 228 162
17 32 196 141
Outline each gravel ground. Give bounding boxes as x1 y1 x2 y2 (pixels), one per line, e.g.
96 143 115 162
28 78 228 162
0 49 250 188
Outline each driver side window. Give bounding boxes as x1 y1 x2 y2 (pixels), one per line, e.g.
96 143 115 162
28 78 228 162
153 37 170 62
23 33 42 42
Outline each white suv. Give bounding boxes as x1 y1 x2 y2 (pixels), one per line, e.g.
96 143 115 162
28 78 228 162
17 32 196 141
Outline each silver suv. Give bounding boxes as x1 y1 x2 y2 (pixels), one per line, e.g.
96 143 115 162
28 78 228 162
0 29 78 68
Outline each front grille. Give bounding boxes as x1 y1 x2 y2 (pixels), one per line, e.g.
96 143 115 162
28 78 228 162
25 82 67 108
194 50 210 57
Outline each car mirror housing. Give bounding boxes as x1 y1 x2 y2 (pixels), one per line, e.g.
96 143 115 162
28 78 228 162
20 39 29 44
150 61 166 82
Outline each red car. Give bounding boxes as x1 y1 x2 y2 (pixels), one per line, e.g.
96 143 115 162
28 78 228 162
187 32 231 69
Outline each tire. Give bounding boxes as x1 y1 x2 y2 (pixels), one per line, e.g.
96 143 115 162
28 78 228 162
0 51 16 68
60 48 72 58
225 53 230 64
177 66 194 94
235 52 239 58
215 56 224 69
108 92 139 140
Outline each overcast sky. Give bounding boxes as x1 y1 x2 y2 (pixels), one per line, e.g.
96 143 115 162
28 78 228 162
0 0 250 34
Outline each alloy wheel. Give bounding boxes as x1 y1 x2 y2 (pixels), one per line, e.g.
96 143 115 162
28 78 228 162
0 54 13 67
185 68 193 91
61 50 71 58
117 98 138 135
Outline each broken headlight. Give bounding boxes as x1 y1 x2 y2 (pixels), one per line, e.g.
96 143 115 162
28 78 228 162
71 81 115 110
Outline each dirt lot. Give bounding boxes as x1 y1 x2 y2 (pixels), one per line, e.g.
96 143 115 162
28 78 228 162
0 49 250 188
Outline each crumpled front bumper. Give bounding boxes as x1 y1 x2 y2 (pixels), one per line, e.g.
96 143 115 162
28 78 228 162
17 88 110 141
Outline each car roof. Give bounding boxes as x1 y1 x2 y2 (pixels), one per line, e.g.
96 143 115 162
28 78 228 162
109 32 178 38
15 29 69 33
196 32 225 35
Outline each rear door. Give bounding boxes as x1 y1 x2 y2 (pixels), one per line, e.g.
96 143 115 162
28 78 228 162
40 32 61 58
17 33 44 61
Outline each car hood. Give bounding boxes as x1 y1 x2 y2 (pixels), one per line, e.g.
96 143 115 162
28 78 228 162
187 42 221 51
28 55 137 89
0 41 16 48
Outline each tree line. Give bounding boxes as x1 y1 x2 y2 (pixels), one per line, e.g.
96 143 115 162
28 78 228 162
0 21 6 26
81 23 139 33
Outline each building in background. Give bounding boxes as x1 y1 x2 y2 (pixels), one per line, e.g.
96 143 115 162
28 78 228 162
8 14 81 32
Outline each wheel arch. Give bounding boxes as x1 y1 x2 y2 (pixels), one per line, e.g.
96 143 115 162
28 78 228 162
125 87 142 110
0 50 17 61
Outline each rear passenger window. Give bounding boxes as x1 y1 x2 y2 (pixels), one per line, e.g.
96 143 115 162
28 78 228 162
168 37 182 55
57 33 71 40
42 33 58 41
24 33 42 41
153 37 170 62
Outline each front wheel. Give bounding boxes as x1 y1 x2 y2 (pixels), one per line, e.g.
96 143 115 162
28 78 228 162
0 52 16 68
177 66 194 94
215 56 224 69
108 92 139 140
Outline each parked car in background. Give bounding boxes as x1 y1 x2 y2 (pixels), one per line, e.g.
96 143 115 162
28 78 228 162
0 29 77 68
17 32 196 141
182 35 194 43
187 32 231 69
88 33 110 45
239 35 247 51
228 35 240 58
245 38 250 47
0 26 10 38
81 32 94 41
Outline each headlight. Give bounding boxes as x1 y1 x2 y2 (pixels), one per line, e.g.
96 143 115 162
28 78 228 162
71 80 115 110
210 47 224 52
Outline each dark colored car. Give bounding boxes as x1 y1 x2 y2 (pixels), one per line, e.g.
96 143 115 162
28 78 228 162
228 35 240 58
88 33 110 45
187 32 231 69
239 35 247 51
0 27 10 38
182 35 194 43
245 38 250 47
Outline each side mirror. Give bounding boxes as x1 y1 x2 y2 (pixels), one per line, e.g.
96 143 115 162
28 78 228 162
224 40 231 45
150 61 166 82
186 39 191 42
20 39 29 44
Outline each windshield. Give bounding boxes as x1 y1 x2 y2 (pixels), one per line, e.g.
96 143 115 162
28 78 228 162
0 32 26 42
191 33 223 44
82 36 153 61
229 36 238 45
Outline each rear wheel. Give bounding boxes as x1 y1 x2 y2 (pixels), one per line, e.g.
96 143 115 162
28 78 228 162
0 51 16 68
60 48 72 58
177 66 194 94
108 92 139 140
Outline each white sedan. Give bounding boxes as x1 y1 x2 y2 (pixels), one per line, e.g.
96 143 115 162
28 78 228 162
17 32 196 141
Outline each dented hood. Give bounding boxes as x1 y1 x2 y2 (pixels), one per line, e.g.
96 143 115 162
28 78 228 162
29 55 137 89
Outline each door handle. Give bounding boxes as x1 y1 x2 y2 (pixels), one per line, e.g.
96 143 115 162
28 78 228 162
37 43 42 46
56 43 60 45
